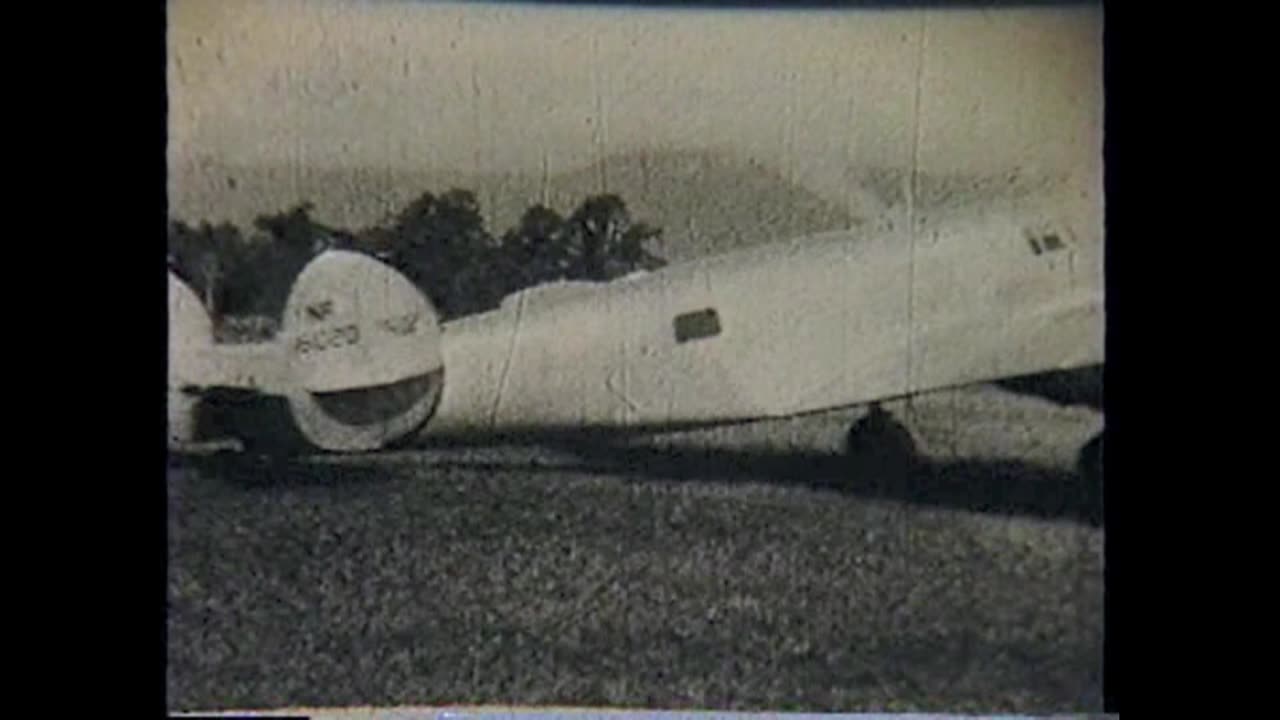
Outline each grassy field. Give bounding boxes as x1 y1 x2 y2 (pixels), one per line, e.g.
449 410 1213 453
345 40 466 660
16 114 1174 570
166 384 1104 714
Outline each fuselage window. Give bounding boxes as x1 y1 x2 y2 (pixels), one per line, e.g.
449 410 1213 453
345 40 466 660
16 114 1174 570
674 308 722 343
1028 231 1067 256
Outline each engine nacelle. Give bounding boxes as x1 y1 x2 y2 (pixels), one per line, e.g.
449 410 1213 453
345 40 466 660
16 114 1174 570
168 270 215 447
167 251 446 455
280 250 445 452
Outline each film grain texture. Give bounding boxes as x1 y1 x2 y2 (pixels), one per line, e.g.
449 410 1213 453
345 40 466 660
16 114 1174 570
166 1 1105 714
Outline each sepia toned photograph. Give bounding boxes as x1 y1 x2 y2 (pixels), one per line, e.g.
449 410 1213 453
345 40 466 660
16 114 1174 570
166 0 1106 715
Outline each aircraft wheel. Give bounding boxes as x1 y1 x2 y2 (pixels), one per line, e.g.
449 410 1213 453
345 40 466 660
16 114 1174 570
1077 431 1103 486
842 403 919 490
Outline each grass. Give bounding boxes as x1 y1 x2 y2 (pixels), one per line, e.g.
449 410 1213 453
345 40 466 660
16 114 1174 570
167 389 1104 714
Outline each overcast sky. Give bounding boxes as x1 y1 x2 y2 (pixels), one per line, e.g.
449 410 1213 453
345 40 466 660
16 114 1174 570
168 0 1103 204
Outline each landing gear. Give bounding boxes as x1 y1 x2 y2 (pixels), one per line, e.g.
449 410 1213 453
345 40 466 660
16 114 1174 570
842 402 919 489
1077 431 1103 487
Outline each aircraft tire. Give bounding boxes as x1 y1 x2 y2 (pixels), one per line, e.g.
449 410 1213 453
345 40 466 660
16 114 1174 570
1077 431 1103 487
842 403 919 491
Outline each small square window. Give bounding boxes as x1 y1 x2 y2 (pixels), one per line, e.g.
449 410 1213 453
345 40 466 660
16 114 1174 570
674 308 721 343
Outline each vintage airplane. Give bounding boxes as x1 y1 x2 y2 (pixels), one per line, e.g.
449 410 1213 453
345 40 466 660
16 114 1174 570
168 203 1104 473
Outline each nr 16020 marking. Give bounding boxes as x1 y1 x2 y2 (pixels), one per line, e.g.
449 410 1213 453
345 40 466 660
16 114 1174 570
294 324 360 355
379 312 419 336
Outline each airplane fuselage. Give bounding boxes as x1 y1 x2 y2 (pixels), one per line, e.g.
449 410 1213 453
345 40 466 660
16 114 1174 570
425 208 1103 439
170 200 1103 455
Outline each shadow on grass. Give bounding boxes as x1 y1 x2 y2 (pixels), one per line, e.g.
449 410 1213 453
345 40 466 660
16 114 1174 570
174 364 1105 527
428 441 1103 528
180 435 1102 528
177 453 399 489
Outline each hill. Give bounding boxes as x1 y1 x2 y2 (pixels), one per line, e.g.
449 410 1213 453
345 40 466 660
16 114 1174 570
169 148 1078 264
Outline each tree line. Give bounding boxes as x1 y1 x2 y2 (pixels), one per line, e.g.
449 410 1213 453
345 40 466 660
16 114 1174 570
168 189 667 334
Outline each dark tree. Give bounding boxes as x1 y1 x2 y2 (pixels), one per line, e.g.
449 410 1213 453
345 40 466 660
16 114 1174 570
562 194 665 281
167 220 248 318
498 204 573 292
614 219 666 274
238 203 345 318
378 189 503 318
167 188 667 333
251 202 335 255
